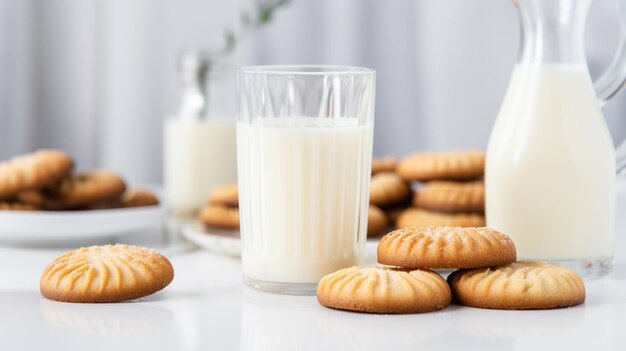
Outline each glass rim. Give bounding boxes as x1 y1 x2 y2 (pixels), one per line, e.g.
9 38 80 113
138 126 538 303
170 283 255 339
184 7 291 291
237 65 375 76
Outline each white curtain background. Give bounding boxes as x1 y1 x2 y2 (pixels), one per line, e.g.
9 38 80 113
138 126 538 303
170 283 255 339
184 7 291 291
1 0 625 184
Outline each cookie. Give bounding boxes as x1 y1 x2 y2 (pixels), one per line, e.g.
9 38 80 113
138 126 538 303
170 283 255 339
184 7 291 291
396 208 485 228
377 226 516 269
0 201 40 211
396 150 485 181
0 150 73 199
207 183 239 207
448 261 585 310
121 188 159 208
369 172 411 206
368 205 389 237
371 157 398 174
199 205 240 229
40 244 174 303
317 266 451 314
413 181 484 213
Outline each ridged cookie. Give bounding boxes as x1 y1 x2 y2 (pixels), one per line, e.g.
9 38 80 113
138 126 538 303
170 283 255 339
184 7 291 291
397 150 485 181
207 183 239 207
317 266 451 314
40 244 174 303
378 226 516 269
413 181 484 213
0 150 73 199
396 208 485 228
448 261 585 310
371 157 398 174
199 205 240 229
367 205 389 237
369 172 411 206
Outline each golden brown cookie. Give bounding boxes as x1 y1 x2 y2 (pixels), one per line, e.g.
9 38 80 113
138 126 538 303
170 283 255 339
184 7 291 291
121 188 159 208
396 208 485 228
199 205 240 229
207 183 239 207
317 266 451 314
413 181 484 213
367 205 389 237
0 201 40 211
371 157 398 174
0 150 73 199
377 226 516 269
397 150 485 181
369 172 411 206
448 261 585 310
40 244 174 303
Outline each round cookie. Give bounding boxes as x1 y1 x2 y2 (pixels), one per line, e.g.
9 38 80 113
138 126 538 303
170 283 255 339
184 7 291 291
371 157 398 174
448 261 585 310
377 226 516 269
121 188 159 208
367 205 389 237
369 172 411 206
40 244 174 303
396 208 485 228
0 150 73 199
199 205 240 229
397 150 485 181
207 183 239 207
413 181 484 213
0 201 40 211
317 266 451 314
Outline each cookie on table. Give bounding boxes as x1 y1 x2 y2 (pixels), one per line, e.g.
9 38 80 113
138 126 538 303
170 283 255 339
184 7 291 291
448 261 585 310
0 201 40 211
121 188 159 208
378 226 516 269
367 205 389 237
369 172 411 207
40 244 174 303
199 205 240 229
396 208 485 228
396 150 485 181
413 181 484 213
207 183 239 207
371 157 398 174
0 150 73 199
317 266 451 314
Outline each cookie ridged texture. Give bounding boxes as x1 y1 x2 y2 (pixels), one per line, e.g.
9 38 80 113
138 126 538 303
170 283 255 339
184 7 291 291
397 150 485 181
369 172 411 206
199 205 240 229
414 181 484 213
0 150 73 199
448 261 585 310
378 226 516 269
207 183 239 207
367 205 389 237
397 208 485 228
40 244 174 303
317 266 451 314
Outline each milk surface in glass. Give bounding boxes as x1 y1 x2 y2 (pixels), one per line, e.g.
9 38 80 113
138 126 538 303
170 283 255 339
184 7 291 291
486 64 615 260
237 117 373 283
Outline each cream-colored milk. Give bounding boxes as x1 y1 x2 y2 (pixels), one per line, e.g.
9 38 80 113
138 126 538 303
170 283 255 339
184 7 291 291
486 64 615 260
164 118 237 216
237 117 373 283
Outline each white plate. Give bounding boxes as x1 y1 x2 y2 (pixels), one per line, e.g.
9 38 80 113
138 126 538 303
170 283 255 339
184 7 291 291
0 205 166 245
183 223 378 263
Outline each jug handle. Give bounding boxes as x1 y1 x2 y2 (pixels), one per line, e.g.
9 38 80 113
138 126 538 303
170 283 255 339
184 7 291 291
593 0 626 174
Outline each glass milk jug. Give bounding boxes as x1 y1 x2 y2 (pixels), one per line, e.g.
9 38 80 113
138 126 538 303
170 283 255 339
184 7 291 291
486 0 626 278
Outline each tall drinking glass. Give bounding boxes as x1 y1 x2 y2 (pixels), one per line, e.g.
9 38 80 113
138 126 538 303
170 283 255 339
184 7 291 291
236 65 376 294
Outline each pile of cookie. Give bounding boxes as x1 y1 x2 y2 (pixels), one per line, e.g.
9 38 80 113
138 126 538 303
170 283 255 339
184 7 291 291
198 183 240 229
317 226 586 313
368 150 486 237
0 150 158 211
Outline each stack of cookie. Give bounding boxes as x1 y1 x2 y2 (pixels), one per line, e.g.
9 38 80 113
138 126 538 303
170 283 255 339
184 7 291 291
367 169 411 237
199 183 240 229
395 150 486 228
317 226 586 313
0 149 159 211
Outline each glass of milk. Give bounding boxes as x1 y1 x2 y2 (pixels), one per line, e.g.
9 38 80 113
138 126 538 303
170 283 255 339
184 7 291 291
236 65 376 294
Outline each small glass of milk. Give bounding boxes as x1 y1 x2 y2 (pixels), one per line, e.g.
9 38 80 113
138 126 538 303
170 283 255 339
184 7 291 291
236 65 376 294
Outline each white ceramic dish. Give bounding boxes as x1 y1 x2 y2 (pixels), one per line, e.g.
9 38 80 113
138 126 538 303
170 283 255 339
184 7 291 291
0 205 166 245
183 222 378 263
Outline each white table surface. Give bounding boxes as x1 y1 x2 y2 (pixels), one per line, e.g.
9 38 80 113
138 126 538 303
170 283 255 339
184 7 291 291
1 178 625 351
